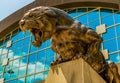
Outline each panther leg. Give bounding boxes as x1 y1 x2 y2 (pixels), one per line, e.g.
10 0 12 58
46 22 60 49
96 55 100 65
104 61 120 83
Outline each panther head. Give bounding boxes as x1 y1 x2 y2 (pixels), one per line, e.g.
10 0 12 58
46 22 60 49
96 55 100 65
19 6 74 47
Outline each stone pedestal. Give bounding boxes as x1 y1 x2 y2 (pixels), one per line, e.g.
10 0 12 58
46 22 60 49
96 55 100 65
117 63 120 75
45 58 106 83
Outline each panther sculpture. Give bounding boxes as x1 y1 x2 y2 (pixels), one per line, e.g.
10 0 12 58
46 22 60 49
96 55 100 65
19 6 120 83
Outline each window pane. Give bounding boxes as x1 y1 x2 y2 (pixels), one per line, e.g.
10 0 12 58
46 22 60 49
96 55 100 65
27 64 35 75
88 10 99 21
68 9 77 17
102 15 114 27
116 25 120 36
37 51 45 61
109 53 120 63
114 12 120 23
77 15 87 24
29 53 37 64
104 39 117 52
103 27 116 40
0 65 3 73
34 73 44 82
18 78 25 83
89 20 100 30
18 66 26 77
77 8 87 15
46 48 54 58
118 38 120 50
100 9 113 17
20 56 27 66
36 62 44 72
26 75 34 83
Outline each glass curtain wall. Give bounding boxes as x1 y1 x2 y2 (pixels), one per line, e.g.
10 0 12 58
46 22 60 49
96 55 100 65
0 7 120 83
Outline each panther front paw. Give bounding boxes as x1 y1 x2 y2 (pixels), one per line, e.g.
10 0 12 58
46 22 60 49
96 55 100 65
50 57 63 66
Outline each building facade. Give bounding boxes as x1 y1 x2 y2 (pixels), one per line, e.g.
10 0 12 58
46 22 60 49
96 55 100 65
0 0 120 83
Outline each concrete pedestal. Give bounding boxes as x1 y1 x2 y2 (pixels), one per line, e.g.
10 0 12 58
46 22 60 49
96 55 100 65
45 58 106 83
117 63 120 74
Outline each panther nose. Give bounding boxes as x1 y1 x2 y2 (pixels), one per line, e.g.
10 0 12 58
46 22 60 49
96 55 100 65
20 20 25 26
19 20 25 29
19 20 27 34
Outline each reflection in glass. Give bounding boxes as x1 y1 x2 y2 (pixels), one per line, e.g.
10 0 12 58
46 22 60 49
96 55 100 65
103 27 116 40
0 7 120 83
104 39 117 52
110 53 120 63
102 15 114 27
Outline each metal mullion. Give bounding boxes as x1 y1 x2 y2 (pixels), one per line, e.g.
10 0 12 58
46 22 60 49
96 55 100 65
29 46 51 55
24 35 31 83
113 9 120 62
107 23 120 29
1 37 8 78
43 42 48 80
74 7 100 19
98 8 104 50
86 7 89 26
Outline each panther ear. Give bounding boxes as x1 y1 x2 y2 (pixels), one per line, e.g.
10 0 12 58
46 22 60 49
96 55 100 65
44 10 57 17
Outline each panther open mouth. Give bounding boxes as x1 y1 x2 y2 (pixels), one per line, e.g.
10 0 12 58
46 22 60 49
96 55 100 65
29 28 43 47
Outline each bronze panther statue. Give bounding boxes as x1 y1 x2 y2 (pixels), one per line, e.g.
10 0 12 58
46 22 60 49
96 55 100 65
19 6 120 83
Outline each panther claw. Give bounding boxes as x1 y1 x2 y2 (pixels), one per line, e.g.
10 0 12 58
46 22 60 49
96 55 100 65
72 55 81 60
50 58 63 66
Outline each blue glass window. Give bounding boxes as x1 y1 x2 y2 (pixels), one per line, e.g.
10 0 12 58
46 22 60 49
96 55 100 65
114 12 120 23
36 62 44 72
29 53 37 64
116 25 120 36
103 27 116 40
27 64 35 75
12 59 19 69
100 9 113 17
26 75 34 83
88 10 99 21
118 38 120 50
20 56 27 65
46 48 54 58
34 73 44 82
0 73 2 78
18 78 25 83
23 37 30 46
102 15 114 27
104 39 117 52
89 20 100 30
109 53 120 63
25 30 31 37
37 51 45 61
18 66 26 77
45 58 54 70
77 8 87 15
68 9 77 17
30 44 38 52
0 65 3 73
77 15 87 24
10 79 17 83
17 32 25 40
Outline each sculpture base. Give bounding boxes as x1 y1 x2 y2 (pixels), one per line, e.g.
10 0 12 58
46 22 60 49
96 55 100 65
117 63 120 75
45 58 106 83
